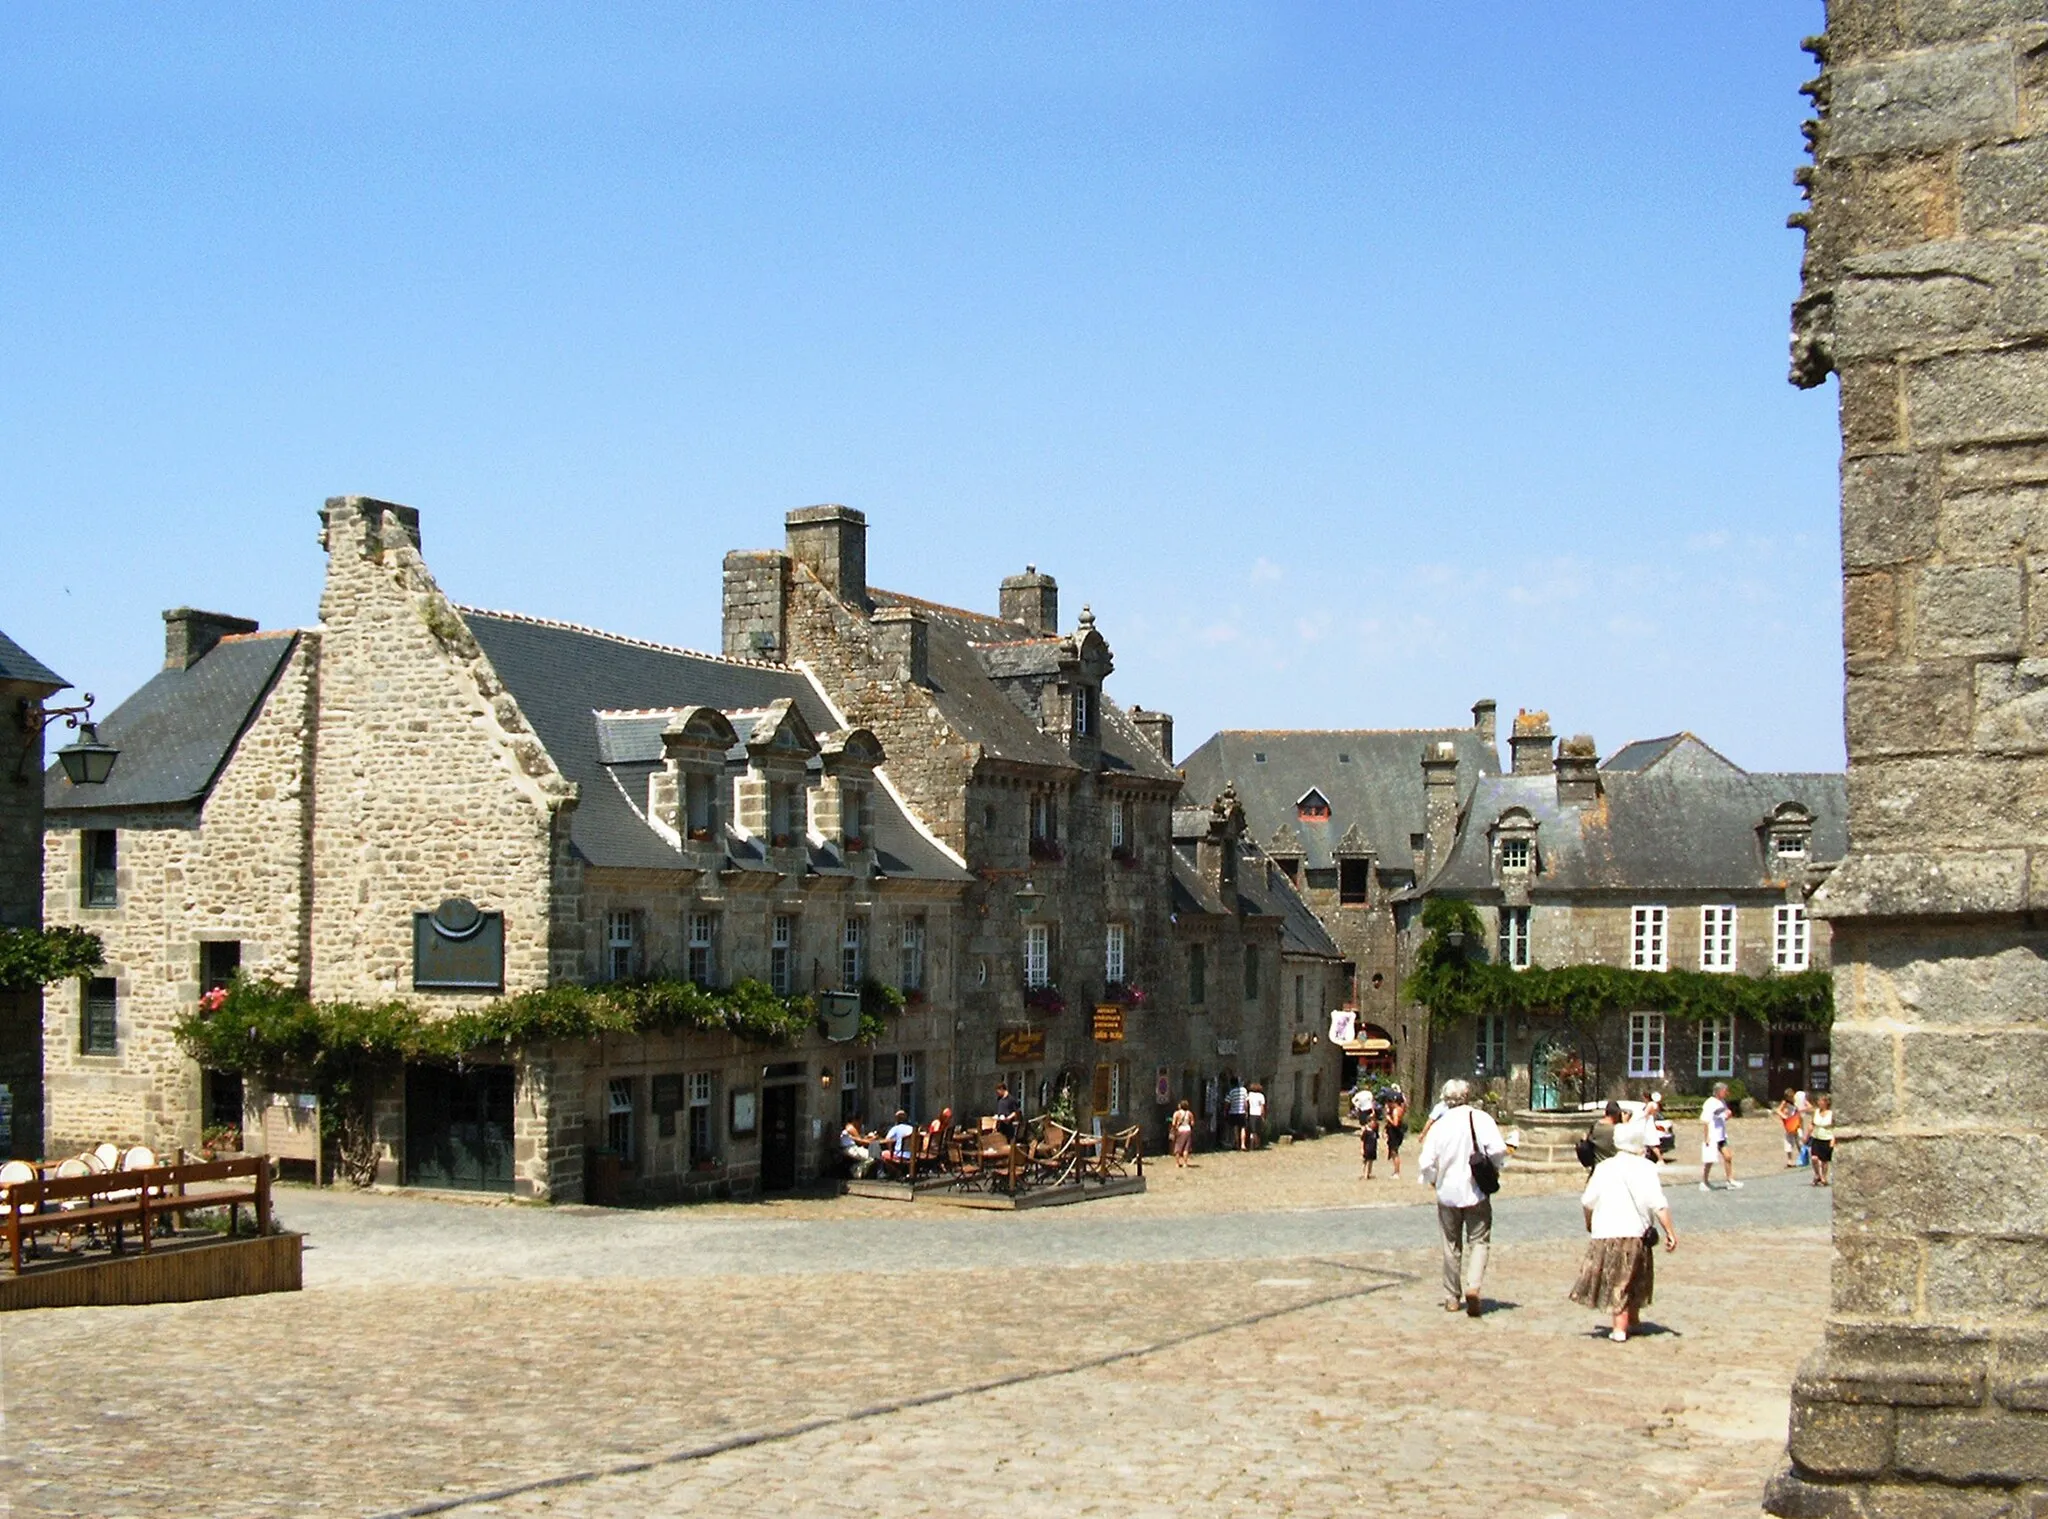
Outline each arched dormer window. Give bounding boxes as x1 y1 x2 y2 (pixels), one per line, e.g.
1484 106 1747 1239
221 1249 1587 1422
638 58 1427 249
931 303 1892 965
1765 801 1814 867
1493 808 1537 878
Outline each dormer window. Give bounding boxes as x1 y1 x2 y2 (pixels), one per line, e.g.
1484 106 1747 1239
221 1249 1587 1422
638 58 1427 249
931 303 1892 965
1500 837 1531 872
770 783 801 846
1071 683 1099 738
842 784 871 850
684 773 720 843
1765 802 1815 867
1297 788 1332 822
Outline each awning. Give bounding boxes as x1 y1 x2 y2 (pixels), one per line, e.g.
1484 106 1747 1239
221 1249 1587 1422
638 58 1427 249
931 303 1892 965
1341 1038 1393 1055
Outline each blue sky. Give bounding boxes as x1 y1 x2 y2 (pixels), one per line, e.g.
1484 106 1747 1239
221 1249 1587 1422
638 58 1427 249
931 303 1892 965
1 3 1840 772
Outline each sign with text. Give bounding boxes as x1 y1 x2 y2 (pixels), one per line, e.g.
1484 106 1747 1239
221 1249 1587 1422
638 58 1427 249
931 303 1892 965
996 1027 1046 1064
1092 1005 1126 1042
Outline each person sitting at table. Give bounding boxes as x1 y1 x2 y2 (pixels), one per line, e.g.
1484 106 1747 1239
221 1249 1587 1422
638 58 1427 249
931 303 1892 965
878 1110 917 1176
838 1118 878 1179
992 1083 1022 1141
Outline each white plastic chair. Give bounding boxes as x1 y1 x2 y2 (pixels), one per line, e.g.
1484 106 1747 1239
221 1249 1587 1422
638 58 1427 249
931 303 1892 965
119 1146 155 1171
92 1142 120 1170
77 1150 109 1174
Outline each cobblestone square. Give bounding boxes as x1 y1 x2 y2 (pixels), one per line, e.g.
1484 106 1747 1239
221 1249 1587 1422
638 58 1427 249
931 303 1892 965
0 1124 1826 1518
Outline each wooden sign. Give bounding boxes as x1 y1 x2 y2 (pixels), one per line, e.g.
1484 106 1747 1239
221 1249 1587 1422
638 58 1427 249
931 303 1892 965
996 1027 1046 1064
1092 1005 1125 1042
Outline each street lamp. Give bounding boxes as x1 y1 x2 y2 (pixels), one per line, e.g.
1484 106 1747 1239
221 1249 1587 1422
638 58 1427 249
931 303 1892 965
1013 880 1042 916
18 695 119 784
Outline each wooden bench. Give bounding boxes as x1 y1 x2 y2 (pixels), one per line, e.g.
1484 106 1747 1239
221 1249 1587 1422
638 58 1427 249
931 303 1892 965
2 1157 273 1275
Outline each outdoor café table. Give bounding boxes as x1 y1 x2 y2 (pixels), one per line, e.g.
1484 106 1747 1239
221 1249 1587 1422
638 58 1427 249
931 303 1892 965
979 1137 1021 1192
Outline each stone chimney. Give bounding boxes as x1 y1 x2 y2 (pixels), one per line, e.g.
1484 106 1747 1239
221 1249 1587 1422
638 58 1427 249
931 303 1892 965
722 550 790 663
871 606 929 686
785 505 868 609
1421 740 1461 875
1509 709 1555 776
1198 785 1245 904
1556 735 1601 806
163 608 259 670
1472 698 1497 749
1129 705 1173 764
319 495 421 560
1000 566 1058 635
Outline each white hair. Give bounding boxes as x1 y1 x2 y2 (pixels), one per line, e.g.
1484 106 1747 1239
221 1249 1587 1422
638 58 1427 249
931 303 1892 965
1615 1122 1649 1156
1439 1079 1472 1107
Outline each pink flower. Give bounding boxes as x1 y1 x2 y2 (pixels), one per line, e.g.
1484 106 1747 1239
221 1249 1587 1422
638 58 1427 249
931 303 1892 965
199 986 229 1013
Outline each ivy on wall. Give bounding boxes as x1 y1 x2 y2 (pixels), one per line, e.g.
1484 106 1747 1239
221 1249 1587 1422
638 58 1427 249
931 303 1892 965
1401 898 1834 1032
0 925 104 992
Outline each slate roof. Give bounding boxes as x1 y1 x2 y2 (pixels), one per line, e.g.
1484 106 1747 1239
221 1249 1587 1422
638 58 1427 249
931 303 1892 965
1179 728 1501 874
463 610 966 881
0 628 65 692
1601 732 1744 779
45 632 298 812
1168 846 1343 960
1426 757 1848 896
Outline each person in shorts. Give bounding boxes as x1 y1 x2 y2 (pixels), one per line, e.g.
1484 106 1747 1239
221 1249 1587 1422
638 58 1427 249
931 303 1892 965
1700 1082 1742 1192
1382 1087 1408 1177
1359 1101 1381 1180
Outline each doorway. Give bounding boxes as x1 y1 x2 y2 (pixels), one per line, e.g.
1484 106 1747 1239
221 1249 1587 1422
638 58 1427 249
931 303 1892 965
404 1064 514 1192
761 1083 800 1191
1769 1029 1808 1103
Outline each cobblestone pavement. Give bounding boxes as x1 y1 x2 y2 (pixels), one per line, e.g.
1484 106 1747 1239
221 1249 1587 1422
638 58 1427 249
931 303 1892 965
0 1118 1828 1518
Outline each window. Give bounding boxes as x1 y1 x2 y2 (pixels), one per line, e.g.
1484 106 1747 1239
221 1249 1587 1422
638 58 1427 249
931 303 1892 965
770 915 794 996
1475 1013 1507 1077
1024 923 1050 989
1297 788 1331 821
1498 907 1531 969
839 1057 862 1124
1628 1012 1666 1078
873 1052 900 1088
1698 1014 1735 1078
1186 942 1205 1005
1775 904 1811 970
1030 792 1060 856
841 917 865 990
769 783 800 844
1278 857 1298 881
1292 973 1305 1024
1108 1059 1127 1116
1775 833 1807 858
1072 684 1098 737
1700 905 1737 972
607 1078 636 1164
1339 860 1370 905
83 830 117 907
1499 836 1531 872
199 940 241 993
82 978 117 1055
606 911 637 982
899 917 925 992
688 912 717 987
1243 945 1260 1001
1109 797 1128 852
685 772 719 840
686 1071 714 1163
1104 923 1126 986
1631 906 1668 971
900 1052 920 1121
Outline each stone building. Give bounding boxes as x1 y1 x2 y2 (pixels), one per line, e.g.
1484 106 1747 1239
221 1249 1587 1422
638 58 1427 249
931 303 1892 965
1178 703 1503 1100
1421 728 1844 1108
42 497 969 1199
1770 2 2048 1508
1 628 69 1158
722 506 1344 1141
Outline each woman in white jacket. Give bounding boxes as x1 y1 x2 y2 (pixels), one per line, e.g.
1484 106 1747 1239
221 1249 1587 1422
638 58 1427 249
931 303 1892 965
1569 1123 1678 1342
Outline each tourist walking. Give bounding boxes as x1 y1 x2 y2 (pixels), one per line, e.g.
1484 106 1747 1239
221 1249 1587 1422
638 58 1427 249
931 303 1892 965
1383 1088 1408 1177
1700 1082 1742 1191
1226 1079 1249 1150
1417 1079 1509 1317
1170 1098 1196 1169
1640 1091 1668 1163
1570 1123 1678 1342
1775 1089 1803 1168
1246 1083 1268 1147
1808 1094 1835 1187
1359 1101 1381 1180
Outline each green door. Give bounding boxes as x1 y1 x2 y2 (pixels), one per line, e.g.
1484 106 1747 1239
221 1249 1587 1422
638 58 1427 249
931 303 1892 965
405 1065 515 1192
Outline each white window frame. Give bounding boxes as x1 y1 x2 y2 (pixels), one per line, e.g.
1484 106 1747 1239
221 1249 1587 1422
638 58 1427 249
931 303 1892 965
1698 1014 1735 1078
1627 1011 1666 1079
770 914 793 996
1499 906 1531 970
607 1077 636 1164
1104 923 1126 986
1024 923 1050 989
841 917 865 990
1109 797 1126 851
1774 903 1811 970
1631 906 1668 971
687 912 717 987
1700 905 1737 972
1475 1012 1507 1077
1108 1058 1126 1116
605 911 636 982
1499 835 1531 872
899 917 925 992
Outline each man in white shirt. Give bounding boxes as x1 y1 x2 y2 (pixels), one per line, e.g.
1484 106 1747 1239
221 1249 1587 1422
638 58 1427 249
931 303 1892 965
1416 1079 1510 1317
1699 1083 1743 1192
1245 1084 1268 1148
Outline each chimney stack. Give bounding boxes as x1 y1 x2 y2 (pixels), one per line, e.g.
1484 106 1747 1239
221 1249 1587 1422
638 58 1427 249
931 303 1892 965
1509 709 1556 776
1000 565 1058 635
785 505 868 609
1472 698 1497 749
870 606 929 686
722 550 790 663
1198 785 1245 904
1421 740 1461 875
1130 705 1174 764
163 608 258 670
1556 735 1602 805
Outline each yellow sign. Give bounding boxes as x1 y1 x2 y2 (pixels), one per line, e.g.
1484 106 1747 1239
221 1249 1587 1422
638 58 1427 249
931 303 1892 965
996 1027 1047 1064
1092 1005 1126 1042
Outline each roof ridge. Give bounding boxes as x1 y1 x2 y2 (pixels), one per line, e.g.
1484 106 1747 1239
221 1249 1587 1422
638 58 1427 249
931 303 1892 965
870 586 1024 634
214 628 301 644
1213 726 1487 738
454 605 788 670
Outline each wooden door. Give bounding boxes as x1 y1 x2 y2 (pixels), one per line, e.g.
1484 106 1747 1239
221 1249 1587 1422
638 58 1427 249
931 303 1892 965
761 1083 799 1191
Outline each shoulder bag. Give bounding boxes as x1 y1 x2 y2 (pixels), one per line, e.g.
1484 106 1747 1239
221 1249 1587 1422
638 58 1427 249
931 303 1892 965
1467 1111 1501 1195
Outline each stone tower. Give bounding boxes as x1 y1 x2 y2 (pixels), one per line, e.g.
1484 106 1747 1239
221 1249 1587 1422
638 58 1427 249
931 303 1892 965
1770 3 2048 1511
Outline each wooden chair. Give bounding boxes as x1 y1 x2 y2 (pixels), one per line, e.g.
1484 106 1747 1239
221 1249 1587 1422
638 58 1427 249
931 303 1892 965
0 1161 37 1262
1028 1123 1080 1188
1097 1126 1143 1181
949 1133 986 1191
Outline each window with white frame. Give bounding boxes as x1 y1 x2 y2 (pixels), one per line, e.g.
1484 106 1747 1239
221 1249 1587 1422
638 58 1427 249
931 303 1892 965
1698 1014 1735 1078
899 917 925 993
1499 835 1532 872
769 783 800 844
1700 905 1737 972
1024 923 1050 988
770 914 794 996
686 1071 714 1162
1774 904 1811 970
1104 923 1126 987
841 917 865 990
687 912 717 987
1627 1011 1666 1078
1109 797 1127 851
1631 906 1668 971
839 1057 862 1124
1475 1013 1508 1077
605 911 637 982
1498 906 1531 969
607 1078 636 1164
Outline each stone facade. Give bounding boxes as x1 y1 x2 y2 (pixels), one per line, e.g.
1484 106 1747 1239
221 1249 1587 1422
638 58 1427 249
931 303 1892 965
0 629 68 1158
1771 5 2048 1510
